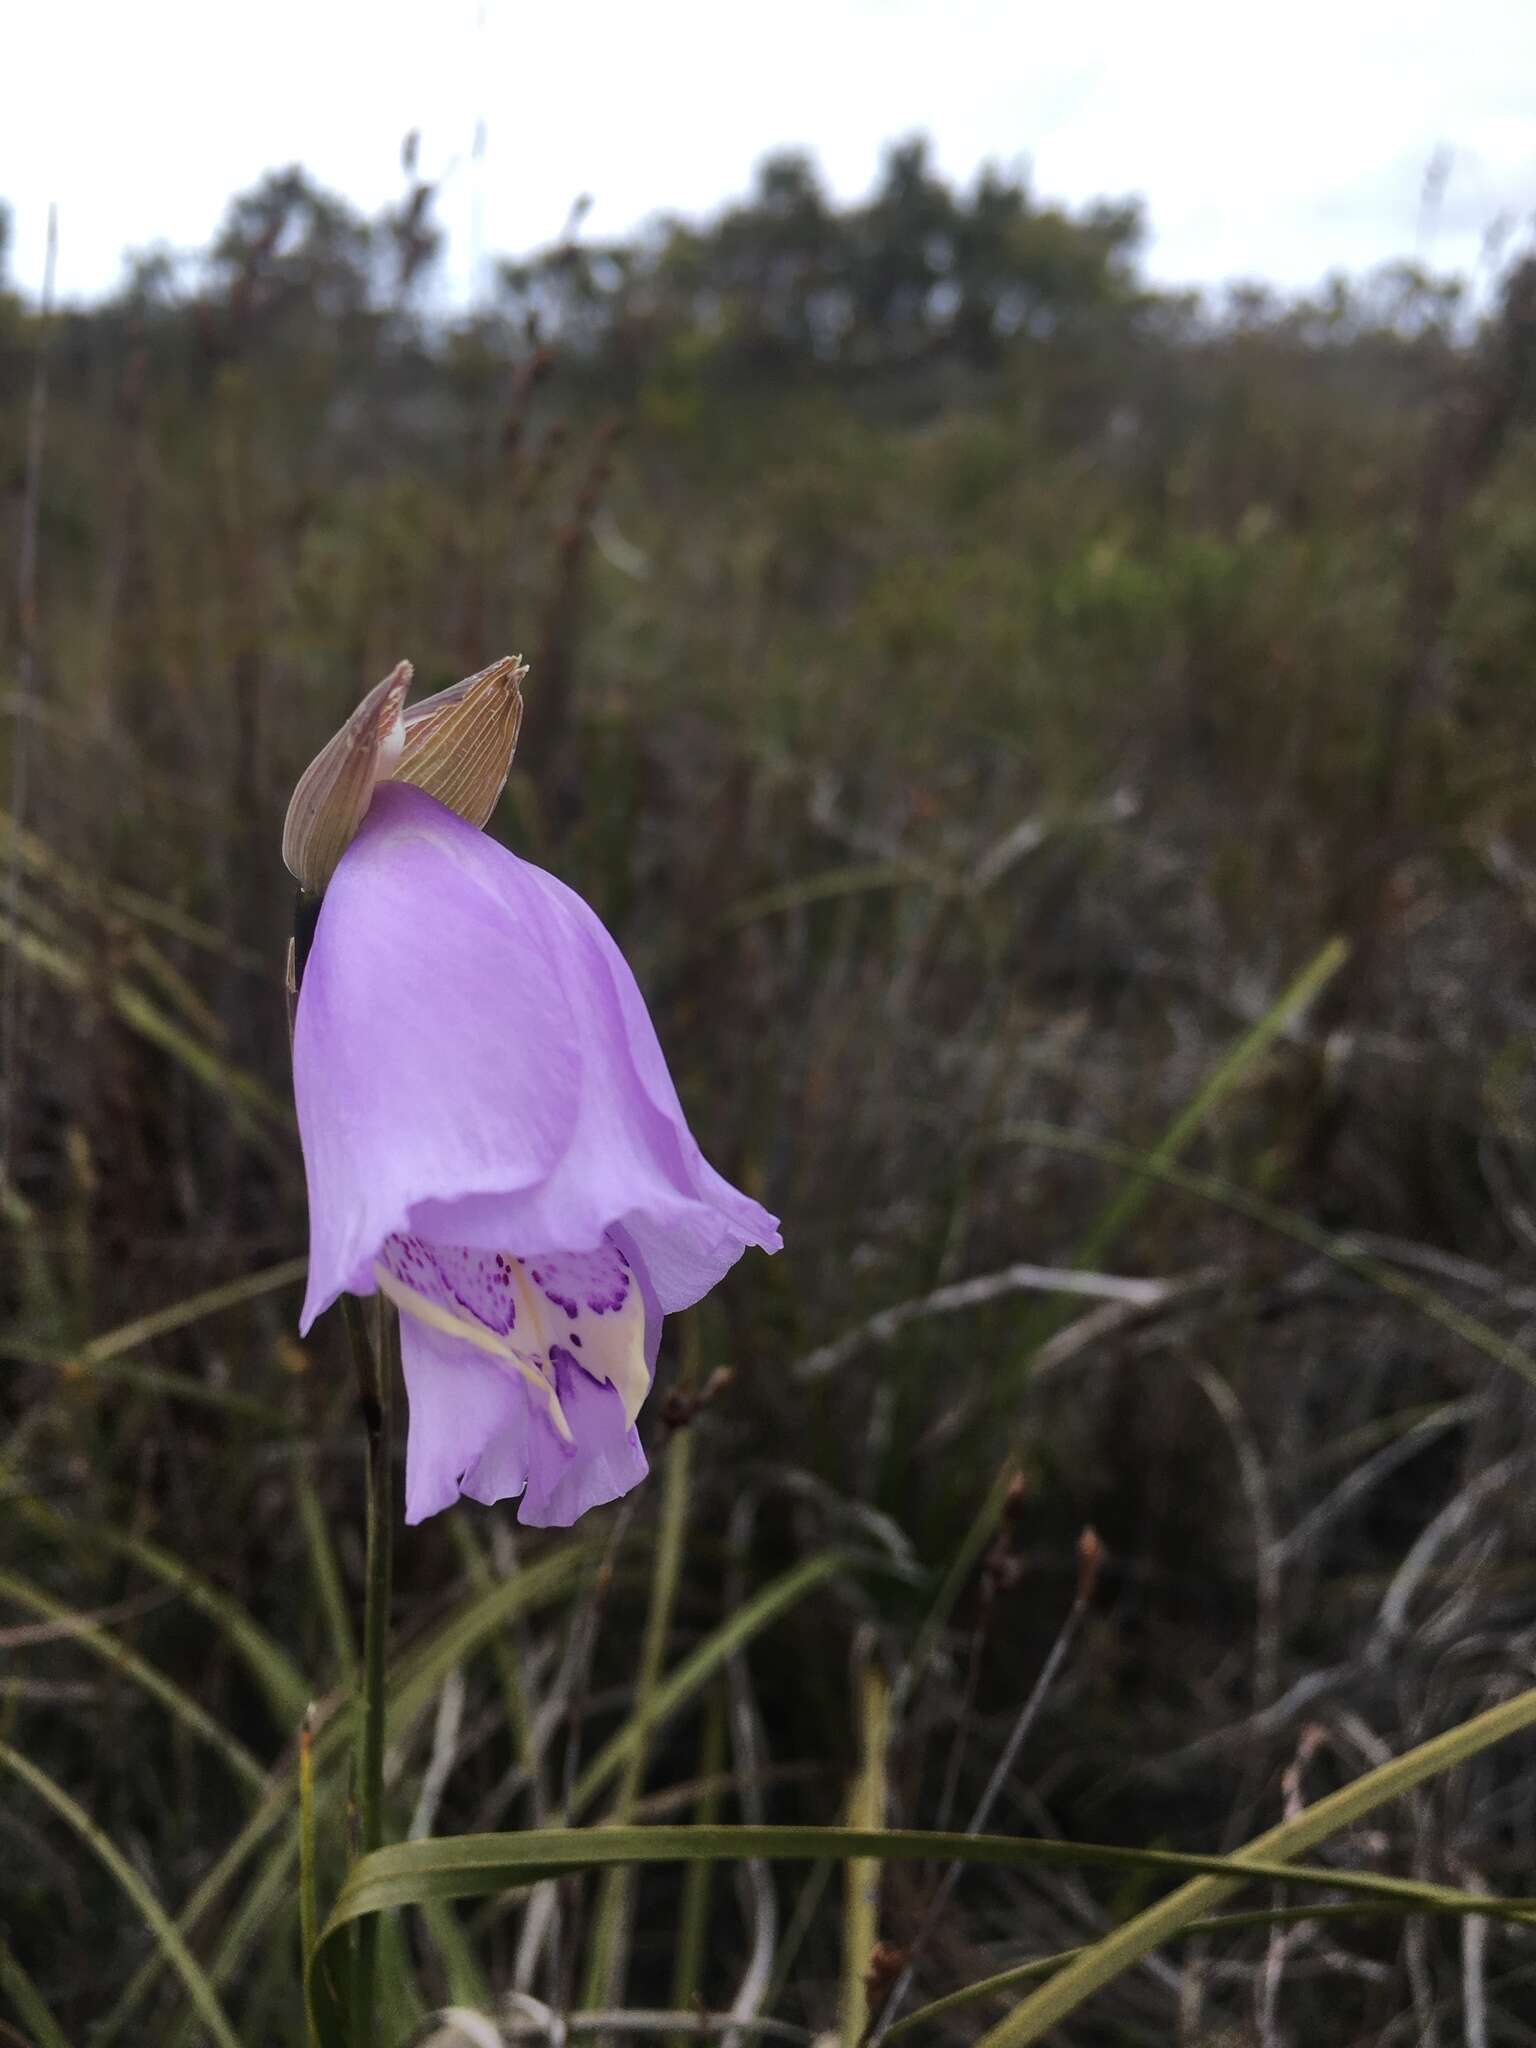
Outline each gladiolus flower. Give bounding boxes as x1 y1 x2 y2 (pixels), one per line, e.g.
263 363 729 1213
287 666 780 1527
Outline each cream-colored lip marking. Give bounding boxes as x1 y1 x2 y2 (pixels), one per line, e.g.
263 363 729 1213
372 1260 575 1443
505 1257 649 1428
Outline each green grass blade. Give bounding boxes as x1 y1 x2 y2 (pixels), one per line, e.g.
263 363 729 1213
0 1257 302 1438
0 1742 241 2048
0 1940 74 2048
299 1713 320 2048
0 912 293 1152
718 861 939 932
668 1688 728 2044
417 1898 494 2013
0 1568 269 1794
886 1901 1482 2038
567 1547 857 1817
908 935 1351 1692
168 1806 317 2048
973 1680 1536 2045
385 1543 589 1739
905 938 1494 1726
348 1294 396 2047
95 1774 301 2046
65 1258 309 1373
5 1353 292 1429
999 1121 1536 1390
445 1517 533 1765
1072 937 1344 1257
585 1420 696 2013
123 1548 585 2044
306 1817 1536 2046
0 800 265 971
841 1654 890 2044
293 1451 358 1688
14 1499 309 1728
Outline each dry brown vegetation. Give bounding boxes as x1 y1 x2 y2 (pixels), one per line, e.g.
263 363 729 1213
5 153 1536 2043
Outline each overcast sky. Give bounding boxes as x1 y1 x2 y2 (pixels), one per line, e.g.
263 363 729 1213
4 0 1534 306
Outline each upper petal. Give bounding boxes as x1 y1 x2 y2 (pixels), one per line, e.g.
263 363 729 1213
503 860 783 1307
294 786 583 1327
294 782 780 1327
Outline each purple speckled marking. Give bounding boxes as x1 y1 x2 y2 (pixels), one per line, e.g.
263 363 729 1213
531 1241 631 1319
381 1233 637 1401
380 1235 517 1338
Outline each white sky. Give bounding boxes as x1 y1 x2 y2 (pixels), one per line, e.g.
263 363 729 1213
4 0 1535 306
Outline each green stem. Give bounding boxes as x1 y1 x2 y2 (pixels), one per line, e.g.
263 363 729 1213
583 1410 695 2014
299 1710 319 2048
668 1686 729 2045
343 1296 395 2047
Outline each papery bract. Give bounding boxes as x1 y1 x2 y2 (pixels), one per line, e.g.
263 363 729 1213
283 656 525 894
292 782 780 1526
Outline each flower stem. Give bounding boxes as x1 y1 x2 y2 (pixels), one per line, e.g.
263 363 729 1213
343 1295 395 2046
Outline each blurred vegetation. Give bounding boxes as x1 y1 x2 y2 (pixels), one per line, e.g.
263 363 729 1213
5 140 1536 2043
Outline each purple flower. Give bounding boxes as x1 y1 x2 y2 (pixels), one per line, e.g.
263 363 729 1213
292 781 780 1527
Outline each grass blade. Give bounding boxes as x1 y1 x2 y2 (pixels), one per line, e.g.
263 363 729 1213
669 1687 729 2044
886 1900 1481 2038
0 1742 241 2048
973 1681 1536 2044
841 1653 890 2044
568 1548 858 1818
294 1450 358 1689
999 1121 1536 1390
62 1256 308 1374
0 1568 269 1794
585 1419 697 2014
14 1499 309 1728
107 1546 586 2044
1070 940 1343 1261
306 1813 1536 2045
386 1543 589 1739
300 1711 320 2048
906 935 1352 1699
0 1941 74 2048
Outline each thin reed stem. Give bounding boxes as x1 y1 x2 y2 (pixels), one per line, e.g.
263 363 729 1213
669 1686 729 2046
1 203 57 1183
584 1327 700 2018
866 1531 1101 2048
343 1295 396 2045
299 1708 319 2048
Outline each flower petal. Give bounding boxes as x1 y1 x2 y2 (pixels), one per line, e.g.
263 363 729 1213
372 1244 574 1443
294 784 779 1327
392 1237 658 1527
293 789 583 1329
500 859 783 1310
398 1321 524 1525
518 1241 650 1427
494 1353 649 1529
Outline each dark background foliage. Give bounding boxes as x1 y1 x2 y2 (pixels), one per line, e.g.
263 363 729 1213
5 143 1536 2043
